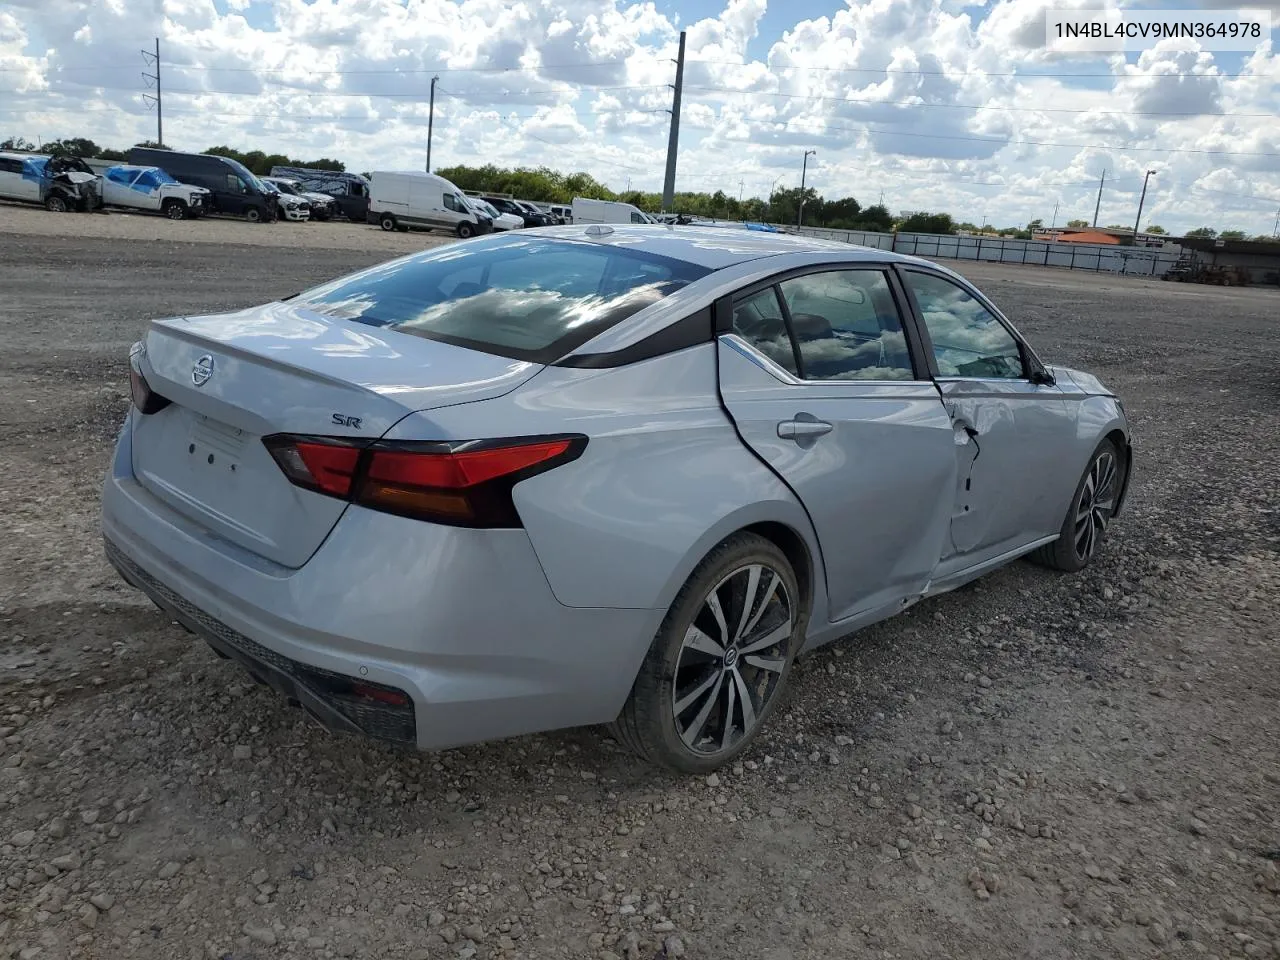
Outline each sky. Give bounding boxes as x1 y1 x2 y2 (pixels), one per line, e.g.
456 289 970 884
1 0 1278 235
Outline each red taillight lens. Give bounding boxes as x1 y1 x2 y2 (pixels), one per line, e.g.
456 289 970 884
129 366 171 415
262 434 586 528
264 438 361 497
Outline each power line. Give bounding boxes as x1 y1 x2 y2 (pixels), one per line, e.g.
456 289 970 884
683 85 1277 118
684 58 1261 81
0 59 643 76
710 118 1280 158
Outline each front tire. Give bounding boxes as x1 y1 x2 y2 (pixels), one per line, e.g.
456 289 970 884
45 195 68 213
1030 438 1124 572
610 533 803 773
456 222 475 239
245 207 263 223
162 199 187 220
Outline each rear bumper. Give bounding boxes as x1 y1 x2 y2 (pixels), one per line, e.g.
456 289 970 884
101 413 661 751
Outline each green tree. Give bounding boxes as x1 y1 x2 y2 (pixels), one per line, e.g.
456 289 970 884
1184 227 1217 238
854 204 894 232
1145 225 1166 234
1066 218 1089 228
1 136 36 151
1219 229 1247 240
898 212 956 234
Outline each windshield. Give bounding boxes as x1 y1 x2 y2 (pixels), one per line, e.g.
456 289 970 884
269 179 299 195
223 157 265 193
294 234 711 364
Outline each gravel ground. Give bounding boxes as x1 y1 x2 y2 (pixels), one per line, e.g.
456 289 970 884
1 216 1279 960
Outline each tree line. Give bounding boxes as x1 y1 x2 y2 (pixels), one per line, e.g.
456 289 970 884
3 135 1274 240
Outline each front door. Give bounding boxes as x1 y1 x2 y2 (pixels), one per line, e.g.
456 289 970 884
897 267 1072 574
717 267 957 623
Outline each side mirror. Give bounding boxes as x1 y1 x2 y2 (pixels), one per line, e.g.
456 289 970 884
1028 363 1056 386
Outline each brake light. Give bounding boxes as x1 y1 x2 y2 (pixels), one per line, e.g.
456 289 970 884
128 366 171 415
262 434 586 528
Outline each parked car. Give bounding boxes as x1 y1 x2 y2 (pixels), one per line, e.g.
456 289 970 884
572 197 658 225
260 179 310 222
548 203 572 224
129 147 275 222
479 195 532 225
513 200 556 226
101 164 210 220
0 151 102 212
269 167 370 222
466 196 523 232
262 176 335 220
103 225 1132 773
368 171 491 237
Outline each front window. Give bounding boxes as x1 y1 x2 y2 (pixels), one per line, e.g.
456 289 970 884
225 173 248 194
443 193 468 214
137 169 174 190
903 271 1025 379
293 235 712 363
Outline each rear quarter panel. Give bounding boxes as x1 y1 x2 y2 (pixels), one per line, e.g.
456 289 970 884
384 344 829 618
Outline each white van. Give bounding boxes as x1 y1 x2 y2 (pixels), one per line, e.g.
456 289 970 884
101 165 211 220
571 197 658 225
367 171 492 238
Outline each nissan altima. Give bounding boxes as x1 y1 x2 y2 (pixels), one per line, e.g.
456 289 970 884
102 226 1132 773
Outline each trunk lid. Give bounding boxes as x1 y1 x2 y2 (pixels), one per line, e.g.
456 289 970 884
130 301 540 568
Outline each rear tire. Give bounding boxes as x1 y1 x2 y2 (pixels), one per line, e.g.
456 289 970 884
379 213 397 232
457 222 475 239
1029 438 1125 572
610 533 803 774
162 199 187 220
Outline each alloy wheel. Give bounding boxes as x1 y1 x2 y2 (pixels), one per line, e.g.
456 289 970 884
1074 449 1118 562
671 563 794 756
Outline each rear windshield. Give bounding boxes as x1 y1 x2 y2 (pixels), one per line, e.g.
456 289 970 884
293 234 712 363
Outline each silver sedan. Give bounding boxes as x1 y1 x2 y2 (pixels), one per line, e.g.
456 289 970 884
102 226 1132 773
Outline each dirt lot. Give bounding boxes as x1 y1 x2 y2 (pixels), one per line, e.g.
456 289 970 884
1 214 1278 960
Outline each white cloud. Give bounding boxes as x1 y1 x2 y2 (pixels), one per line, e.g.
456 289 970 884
0 0 1277 234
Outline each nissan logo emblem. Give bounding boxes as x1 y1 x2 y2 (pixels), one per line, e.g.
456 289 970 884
192 354 215 387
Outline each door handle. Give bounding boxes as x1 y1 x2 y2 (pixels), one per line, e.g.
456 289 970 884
778 419 833 440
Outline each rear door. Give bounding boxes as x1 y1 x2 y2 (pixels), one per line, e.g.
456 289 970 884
717 266 957 623
0 157 38 202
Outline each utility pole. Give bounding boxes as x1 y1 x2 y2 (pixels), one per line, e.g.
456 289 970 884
1051 201 1059 229
1273 206 1279 237
739 178 744 203
661 31 686 213
141 38 162 147
1132 169 1156 241
425 75 439 172
798 149 816 227
1092 168 1106 227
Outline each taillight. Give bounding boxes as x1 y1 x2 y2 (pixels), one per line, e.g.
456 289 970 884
129 366 171 415
262 434 586 528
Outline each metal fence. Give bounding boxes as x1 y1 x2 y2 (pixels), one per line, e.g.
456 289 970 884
787 226 1183 277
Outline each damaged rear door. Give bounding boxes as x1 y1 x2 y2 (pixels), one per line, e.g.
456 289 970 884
897 267 1071 571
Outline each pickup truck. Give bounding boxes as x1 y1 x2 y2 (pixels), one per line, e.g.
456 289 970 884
101 164 211 220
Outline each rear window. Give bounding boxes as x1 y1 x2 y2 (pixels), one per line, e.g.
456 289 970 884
293 235 712 363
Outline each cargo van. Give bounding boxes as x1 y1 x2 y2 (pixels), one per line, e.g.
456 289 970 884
367 171 491 237
128 147 275 222
571 197 659 225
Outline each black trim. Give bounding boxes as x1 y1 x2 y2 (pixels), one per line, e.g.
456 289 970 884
555 306 714 368
769 284 807 377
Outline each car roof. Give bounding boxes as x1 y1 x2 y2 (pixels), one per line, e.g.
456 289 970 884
523 224 914 271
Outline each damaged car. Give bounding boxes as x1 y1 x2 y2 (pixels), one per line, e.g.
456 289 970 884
0 151 103 212
101 164 211 220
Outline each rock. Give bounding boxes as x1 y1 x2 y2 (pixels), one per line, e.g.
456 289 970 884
250 868 269 886
461 924 486 943
977 675 993 688
663 935 687 957
705 773 720 788
769 807 786 818
243 924 277 946
158 861 182 880
78 904 98 929
45 820 67 840
428 912 445 927
89 894 114 912
1148 923 1169 946
49 854 79 872
232 745 252 761
10 830 35 848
